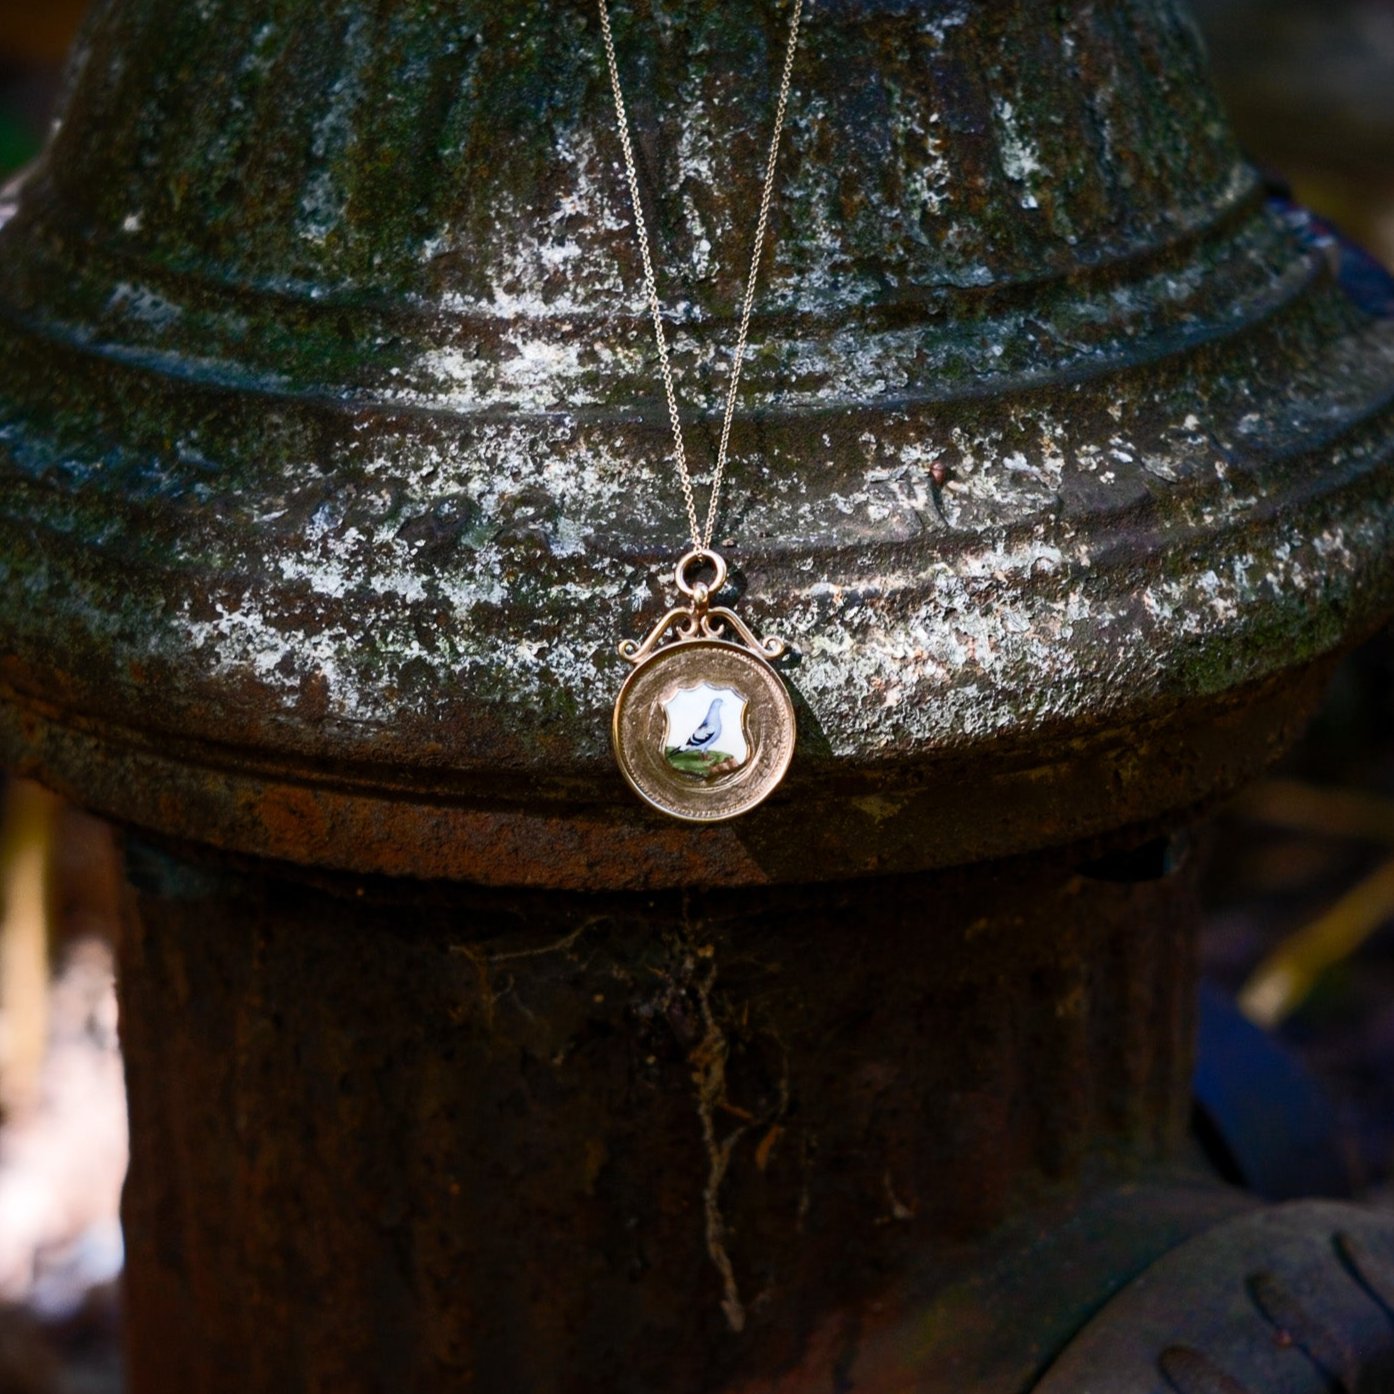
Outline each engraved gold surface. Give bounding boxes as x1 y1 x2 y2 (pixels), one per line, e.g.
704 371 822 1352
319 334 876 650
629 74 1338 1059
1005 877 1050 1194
612 638 795 823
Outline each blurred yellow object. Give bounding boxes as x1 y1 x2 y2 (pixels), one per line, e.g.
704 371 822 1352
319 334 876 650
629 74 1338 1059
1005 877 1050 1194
1239 856 1394 1029
0 779 57 1114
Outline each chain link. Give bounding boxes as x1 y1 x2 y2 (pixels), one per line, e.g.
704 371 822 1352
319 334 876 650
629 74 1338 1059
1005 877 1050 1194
597 0 806 554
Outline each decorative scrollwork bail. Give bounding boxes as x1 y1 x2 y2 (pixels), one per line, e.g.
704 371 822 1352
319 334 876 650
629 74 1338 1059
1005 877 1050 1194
618 549 789 666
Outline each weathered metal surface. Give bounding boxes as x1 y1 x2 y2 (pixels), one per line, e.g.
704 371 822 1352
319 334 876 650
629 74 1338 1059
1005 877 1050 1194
16 5 1394 1387
1033 1200 1394 1392
119 833 1209 1394
0 0 1392 885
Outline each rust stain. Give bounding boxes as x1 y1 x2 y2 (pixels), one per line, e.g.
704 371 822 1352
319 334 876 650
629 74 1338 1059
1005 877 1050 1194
253 785 329 857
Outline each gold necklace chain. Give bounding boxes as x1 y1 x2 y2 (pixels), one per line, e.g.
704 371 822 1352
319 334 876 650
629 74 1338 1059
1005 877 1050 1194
597 0 806 554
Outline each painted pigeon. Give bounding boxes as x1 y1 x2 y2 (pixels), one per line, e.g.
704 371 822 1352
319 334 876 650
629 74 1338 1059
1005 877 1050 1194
681 697 724 752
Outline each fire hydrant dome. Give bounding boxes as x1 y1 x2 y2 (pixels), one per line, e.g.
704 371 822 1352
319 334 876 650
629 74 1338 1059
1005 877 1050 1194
1 0 1393 886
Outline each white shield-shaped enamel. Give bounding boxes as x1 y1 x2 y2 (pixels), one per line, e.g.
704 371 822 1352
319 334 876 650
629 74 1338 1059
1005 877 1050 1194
663 682 749 766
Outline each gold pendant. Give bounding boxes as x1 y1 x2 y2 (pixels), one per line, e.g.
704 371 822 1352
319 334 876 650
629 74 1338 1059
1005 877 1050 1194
613 550 796 823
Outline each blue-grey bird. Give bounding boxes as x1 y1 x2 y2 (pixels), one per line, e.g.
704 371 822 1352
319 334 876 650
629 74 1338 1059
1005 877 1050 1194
681 698 724 751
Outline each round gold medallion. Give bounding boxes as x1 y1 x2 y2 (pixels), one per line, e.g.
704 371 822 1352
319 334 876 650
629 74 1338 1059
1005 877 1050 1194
612 637 796 823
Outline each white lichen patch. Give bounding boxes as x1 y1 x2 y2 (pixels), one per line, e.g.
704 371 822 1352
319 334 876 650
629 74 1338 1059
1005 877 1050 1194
920 4 970 46
104 282 182 332
933 417 1064 529
412 338 600 413
428 125 631 321
676 85 719 283
991 98 1046 211
772 513 1348 758
766 94 883 311
297 8 371 246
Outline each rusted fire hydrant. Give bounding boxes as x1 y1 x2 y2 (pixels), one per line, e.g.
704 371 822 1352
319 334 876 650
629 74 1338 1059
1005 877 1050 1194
3 0 1394 1390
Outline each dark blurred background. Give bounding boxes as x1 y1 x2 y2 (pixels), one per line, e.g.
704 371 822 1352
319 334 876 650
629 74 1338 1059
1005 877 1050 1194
0 0 1392 1389
0 4 82 167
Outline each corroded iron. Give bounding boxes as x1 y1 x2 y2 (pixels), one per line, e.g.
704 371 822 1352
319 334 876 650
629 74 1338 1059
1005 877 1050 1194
118 836 1208 1394
5 1 1394 1392
1035 1201 1394 1391
0 0 1392 886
